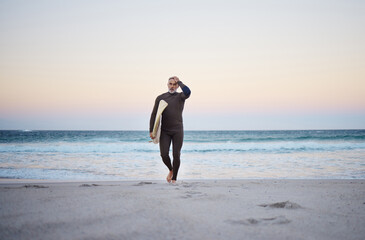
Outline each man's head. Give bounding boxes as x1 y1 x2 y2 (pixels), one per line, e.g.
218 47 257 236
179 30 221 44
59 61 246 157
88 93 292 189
167 76 179 94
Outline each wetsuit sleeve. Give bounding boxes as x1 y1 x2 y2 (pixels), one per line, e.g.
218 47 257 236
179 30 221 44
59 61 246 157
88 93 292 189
149 97 159 132
178 81 191 99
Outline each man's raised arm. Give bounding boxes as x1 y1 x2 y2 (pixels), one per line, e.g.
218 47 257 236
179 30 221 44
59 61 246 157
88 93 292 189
172 76 191 99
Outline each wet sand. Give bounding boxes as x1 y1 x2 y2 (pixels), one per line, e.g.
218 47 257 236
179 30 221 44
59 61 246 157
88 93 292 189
1 179 364 240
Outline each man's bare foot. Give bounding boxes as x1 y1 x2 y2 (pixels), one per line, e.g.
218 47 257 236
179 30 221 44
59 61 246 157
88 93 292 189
171 180 176 184
166 171 173 183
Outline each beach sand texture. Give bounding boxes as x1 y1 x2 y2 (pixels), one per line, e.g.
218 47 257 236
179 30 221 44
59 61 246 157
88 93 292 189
1 179 364 240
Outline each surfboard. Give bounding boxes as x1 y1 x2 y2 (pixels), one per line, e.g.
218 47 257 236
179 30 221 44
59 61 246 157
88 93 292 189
151 100 168 144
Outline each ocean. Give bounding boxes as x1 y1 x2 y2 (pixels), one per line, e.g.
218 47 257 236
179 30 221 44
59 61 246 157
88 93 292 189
0 130 364 180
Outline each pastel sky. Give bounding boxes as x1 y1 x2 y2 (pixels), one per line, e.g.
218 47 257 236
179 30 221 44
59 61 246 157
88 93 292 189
1 0 364 130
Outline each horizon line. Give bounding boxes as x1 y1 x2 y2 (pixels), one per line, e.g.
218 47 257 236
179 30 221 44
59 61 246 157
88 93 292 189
1 128 364 131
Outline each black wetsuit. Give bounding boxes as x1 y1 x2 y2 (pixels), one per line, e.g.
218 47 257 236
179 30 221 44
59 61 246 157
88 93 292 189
149 81 191 180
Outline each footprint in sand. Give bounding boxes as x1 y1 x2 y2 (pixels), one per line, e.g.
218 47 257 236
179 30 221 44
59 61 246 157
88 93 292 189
259 201 303 209
79 184 100 187
24 184 49 189
181 190 207 199
226 216 291 226
3 184 49 189
133 181 155 186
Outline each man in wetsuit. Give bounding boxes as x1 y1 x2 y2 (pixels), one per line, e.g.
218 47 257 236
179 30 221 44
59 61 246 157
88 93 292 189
149 76 191 183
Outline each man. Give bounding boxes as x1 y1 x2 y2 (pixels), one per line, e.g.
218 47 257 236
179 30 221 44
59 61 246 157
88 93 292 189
149 76 191 183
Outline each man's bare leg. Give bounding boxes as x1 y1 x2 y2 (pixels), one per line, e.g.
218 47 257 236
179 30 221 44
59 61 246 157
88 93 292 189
167 170 173 183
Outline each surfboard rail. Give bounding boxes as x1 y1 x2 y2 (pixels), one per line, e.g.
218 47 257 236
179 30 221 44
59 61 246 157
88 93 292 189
151 100 168 144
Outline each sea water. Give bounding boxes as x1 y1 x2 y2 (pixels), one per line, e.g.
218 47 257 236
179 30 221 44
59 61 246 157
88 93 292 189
0 130 364 180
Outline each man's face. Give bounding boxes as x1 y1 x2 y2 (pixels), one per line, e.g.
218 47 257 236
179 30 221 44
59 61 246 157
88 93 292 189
167 79 179 93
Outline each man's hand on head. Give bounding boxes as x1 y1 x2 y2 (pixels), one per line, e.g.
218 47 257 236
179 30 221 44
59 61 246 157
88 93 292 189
172 76 180 88
172 76 180 83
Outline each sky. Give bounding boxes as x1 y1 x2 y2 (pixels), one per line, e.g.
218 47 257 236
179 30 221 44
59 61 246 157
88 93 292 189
0 0 364 130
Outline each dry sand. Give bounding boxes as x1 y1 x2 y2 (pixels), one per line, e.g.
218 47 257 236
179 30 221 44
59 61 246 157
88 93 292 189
1 179 364 240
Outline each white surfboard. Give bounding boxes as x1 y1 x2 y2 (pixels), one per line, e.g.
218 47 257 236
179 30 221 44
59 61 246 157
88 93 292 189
151 100 168 144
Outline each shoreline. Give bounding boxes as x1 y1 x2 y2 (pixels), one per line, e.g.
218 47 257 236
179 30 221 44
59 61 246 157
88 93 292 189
1 177 364 184
1 179 365 240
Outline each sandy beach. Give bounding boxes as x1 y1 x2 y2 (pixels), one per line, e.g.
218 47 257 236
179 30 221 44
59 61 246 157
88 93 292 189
1 179 364 240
